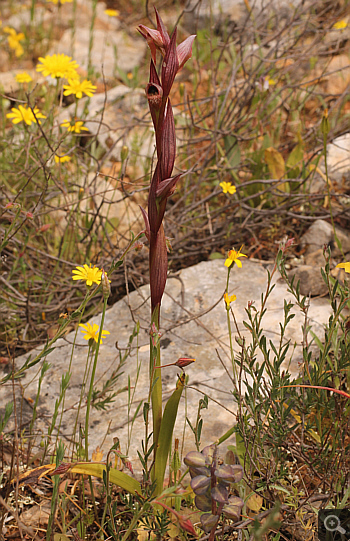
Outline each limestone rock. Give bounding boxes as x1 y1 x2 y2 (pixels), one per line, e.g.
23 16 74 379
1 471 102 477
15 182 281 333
1 260 332 474
52 27 145 80
288 265 328 297
304 249 327 268
6 6 52 29
327 133 350 181
300 219 350 256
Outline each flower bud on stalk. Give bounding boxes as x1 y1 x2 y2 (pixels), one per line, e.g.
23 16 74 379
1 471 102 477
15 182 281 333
120 145 129 162
101 269 110 300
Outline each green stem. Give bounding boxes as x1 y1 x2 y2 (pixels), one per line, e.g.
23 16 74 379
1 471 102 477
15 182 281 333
71 343 93 458
225 267 238 383
150 307 162 476
55 308 86 451
85 296 108 460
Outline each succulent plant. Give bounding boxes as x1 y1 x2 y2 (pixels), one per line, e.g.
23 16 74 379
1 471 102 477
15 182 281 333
184 445 244 534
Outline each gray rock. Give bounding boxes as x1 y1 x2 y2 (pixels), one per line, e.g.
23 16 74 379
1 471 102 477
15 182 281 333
1 260 331 474
300 219 350 256
327 133 350 181
52 27 146 79
6 6 52 29
288 264 328 297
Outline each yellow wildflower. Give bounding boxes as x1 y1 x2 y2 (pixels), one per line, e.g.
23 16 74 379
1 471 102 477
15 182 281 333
6 105 46 125
225 246 247 268
79 322 110 344
72 264 102 286
4 27 24 57
36 53 79 79
54 155 71 163
63 79 97 99
220 181 236 195
15 72 33 83
104 9 119 16
333 19 348 30
224 293 237 309
336 262 350 273
61 119 89 133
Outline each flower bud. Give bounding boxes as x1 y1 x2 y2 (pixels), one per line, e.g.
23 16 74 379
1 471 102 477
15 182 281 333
321 108 329 136
175 357 195 369
121 145 129 162
133 241 144 252
184 451 207 467
101 269 111 300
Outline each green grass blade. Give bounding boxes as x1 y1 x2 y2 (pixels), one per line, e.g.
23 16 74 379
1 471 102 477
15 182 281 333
153 373 185 495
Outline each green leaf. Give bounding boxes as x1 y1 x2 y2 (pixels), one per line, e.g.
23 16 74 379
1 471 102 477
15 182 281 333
286 142 304 170
209 252 224 260
224 135 241 169
153 373 185 495
70 463 141 495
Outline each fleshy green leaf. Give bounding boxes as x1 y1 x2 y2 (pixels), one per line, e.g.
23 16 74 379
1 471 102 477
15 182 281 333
70 463 141 495
153 373 185 495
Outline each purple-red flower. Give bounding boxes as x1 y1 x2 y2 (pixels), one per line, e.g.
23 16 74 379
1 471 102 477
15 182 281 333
138 9 195 321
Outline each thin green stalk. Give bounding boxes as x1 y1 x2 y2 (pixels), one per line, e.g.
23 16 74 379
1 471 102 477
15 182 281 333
71 343 93 458
84 296 108 460
87 0 98 77
225 267 237 383
46 441 65 541
30 0 36 23
27 359 50 459
55 309 86 451
150 307 162 474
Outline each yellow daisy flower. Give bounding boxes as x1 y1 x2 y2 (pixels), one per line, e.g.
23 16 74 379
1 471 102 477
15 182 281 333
63 79 97 99
333 19 348 30
79 322 110 344
104 9 119 16
61 119 89 133
36 53 79 79
15 72 33 83
224 293 237 309
72 264 102 286
225 246 247 268
6 105 46 125
4 27 25 57
54 155 71 163
336 262 350 273
220 181 236 195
